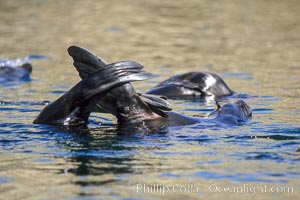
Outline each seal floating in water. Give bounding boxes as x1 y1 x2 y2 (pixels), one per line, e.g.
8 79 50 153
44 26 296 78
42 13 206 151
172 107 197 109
0 57 32 81
34 46 252 127
146 71 235 99
0 55 47 81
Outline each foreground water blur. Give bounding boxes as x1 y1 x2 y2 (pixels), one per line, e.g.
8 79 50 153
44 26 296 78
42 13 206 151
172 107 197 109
0 0 299 199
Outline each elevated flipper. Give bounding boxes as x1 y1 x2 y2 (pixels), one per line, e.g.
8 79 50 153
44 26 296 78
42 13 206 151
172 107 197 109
77 62 155 100
68 45 156 82
67 45 171 122
68 45 107 79
34 60 152 124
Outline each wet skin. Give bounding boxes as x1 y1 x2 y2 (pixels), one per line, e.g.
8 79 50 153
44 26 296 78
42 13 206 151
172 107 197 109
146 72 235 99
34 46 252 127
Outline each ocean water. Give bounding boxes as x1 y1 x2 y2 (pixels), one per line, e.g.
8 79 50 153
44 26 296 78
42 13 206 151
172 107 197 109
0 0 299 199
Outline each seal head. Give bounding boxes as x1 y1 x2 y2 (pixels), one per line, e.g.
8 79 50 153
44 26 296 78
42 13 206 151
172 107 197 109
208 100 252 124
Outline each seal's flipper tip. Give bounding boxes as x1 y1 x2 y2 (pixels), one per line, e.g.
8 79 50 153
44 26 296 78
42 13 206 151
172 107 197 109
122 71 157 82
67 46 93 58
67 46 107 65
68 45 108 79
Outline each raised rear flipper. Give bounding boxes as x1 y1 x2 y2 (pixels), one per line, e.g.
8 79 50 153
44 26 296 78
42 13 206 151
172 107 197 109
68 45 155 82
68 45 107 79
67 46 171 123
78 61 155 101
33 60 152 124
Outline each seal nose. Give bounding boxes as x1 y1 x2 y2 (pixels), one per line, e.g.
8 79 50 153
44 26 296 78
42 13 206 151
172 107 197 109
21 63 32 73
236 100 252 117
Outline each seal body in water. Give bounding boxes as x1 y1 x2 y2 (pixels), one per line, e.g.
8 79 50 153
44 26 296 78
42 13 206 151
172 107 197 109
34 46 252 127
146 72 235 99
0 58 32 81
0 55 47 81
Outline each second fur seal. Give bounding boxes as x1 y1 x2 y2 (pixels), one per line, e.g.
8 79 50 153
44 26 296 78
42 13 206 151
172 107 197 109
146 71 235 99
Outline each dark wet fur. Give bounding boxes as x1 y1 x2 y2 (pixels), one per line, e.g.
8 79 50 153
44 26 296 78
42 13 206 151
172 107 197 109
147 72 234 99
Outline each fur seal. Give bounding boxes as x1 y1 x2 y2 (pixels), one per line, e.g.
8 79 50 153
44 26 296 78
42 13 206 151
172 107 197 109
146 71 235 99
33 59 155 124
34 46 252 127
0 58 32 81
0 55 47 81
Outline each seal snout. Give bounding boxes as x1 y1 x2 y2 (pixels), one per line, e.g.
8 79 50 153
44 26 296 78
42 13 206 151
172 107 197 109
235 100 252 118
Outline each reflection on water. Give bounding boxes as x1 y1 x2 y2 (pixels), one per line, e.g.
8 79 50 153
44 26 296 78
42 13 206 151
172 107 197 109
0 0 300 199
